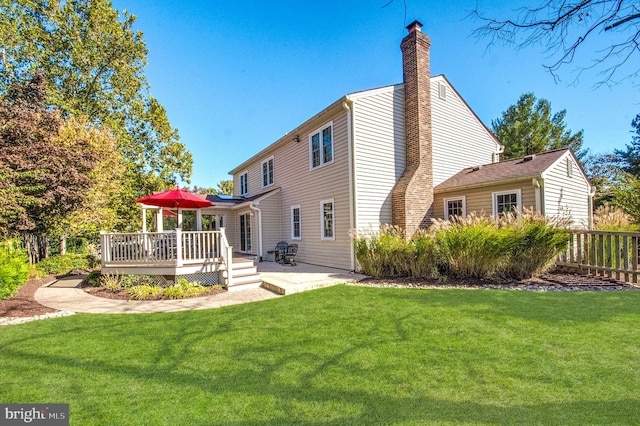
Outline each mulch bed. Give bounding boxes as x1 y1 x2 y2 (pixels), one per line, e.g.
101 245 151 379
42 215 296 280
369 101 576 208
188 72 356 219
82 285 226 301
0 275 58 318
358 272 640 291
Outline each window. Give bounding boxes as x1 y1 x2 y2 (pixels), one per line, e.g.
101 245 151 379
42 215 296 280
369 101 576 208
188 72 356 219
320 199 334 240
239 171 248 196
444 197 466 220
493 189 522 218
310 123 333 169
291 205 301 240
261 157 274 187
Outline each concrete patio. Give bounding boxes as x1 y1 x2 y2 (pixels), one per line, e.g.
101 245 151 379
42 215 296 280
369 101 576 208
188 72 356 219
33 263 367 314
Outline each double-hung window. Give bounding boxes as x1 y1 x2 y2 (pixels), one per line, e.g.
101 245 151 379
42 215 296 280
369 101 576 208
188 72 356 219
444 197 466 220
261 157 274 187
493 189 521 218
310 123 333 169
291 205 301 240
320 199 334 240
239 172 248 196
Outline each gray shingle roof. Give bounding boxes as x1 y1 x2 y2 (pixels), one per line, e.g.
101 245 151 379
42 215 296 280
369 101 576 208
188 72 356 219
435 148 569 192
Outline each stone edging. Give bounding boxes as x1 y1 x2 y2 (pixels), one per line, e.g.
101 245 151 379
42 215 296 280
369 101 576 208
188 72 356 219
0 311 76 327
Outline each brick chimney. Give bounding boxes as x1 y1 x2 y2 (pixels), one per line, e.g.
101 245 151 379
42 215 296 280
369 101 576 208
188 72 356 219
392 20 434 237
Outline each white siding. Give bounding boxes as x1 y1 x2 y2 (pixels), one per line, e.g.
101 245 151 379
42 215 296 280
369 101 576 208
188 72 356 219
230 105 352 270
431 76 500 186
542 152 591 228
353 86 405 230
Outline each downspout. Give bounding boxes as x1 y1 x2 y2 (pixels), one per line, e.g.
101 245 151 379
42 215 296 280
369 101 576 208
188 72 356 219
343 98 356 272
250 203 263 261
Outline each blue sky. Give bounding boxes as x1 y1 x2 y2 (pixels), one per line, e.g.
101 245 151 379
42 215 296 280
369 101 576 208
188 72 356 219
111 0 639 189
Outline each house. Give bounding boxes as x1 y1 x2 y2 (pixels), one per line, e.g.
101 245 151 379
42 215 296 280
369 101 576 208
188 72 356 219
434 148 593 226
100 20 593 281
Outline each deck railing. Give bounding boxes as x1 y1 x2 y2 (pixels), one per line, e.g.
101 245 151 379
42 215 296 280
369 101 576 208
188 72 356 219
100 229 223 266
556 230 640 284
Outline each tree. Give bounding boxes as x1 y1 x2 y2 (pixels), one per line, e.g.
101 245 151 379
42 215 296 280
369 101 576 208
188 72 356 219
614 113 640 177
216 180 233 196
54 115 124 251
473 0 640 84
492 93 586 160
582 151 621 207
611 172 640 225
0 73 103 262
192 180 233 196
0 0 193 228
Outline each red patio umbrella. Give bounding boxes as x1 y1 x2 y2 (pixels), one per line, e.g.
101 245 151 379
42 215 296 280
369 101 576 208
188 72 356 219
136 188 213 209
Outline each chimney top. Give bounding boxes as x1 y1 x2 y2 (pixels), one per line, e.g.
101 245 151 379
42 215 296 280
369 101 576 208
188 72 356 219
406 20 423 33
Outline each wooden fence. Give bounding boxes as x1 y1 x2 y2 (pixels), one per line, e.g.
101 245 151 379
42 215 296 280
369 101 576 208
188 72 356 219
556 230 640 284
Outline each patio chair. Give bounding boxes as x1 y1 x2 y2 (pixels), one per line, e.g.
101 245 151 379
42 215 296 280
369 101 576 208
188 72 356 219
274 241 289 263
281 244 298 266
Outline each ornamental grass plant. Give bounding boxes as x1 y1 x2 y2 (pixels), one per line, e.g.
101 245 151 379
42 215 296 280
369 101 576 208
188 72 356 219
355 211 570 280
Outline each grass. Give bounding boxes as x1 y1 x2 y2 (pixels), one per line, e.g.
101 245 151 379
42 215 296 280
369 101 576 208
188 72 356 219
1 285 640 424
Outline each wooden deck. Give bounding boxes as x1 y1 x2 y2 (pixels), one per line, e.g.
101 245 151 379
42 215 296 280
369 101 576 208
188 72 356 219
99 229 249 287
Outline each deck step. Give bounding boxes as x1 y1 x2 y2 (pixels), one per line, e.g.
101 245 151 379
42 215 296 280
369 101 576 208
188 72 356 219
227 258 262 291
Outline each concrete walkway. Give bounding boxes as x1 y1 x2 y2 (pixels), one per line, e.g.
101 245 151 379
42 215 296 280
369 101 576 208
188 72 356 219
34 263 366 314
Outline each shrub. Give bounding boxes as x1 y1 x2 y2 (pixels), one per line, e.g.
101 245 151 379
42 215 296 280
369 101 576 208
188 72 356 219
35 253 91 276
126 284 163 300
0 240 30 300
432 214 513 279
164 278 210 299
85 270 102 287
120 274 156 288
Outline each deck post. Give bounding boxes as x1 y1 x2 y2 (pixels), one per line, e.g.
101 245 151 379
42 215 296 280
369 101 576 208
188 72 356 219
99 231 108 264
175 228 183 267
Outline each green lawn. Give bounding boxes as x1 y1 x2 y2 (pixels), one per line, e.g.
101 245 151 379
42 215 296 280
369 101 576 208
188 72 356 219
1 286 640 425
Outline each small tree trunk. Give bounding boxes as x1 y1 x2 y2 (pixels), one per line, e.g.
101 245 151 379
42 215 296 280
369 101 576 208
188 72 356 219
60 234 67 255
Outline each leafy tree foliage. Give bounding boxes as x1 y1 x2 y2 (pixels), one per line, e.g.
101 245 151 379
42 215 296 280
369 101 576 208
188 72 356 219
492 93 586 160
614 114 640 177
0 73 104 262
0 0 193 228
192 180 233 196
216 180 233 196
474 0 640 84
611 172 640 225
582 152 621 207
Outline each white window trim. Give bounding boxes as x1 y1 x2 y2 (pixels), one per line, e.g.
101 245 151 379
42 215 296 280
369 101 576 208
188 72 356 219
239 171 249 196
444 196 466 220
291 205 301 240
261 156 274 188
309 121 334 170
492 189 522 218
320 198 335 240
